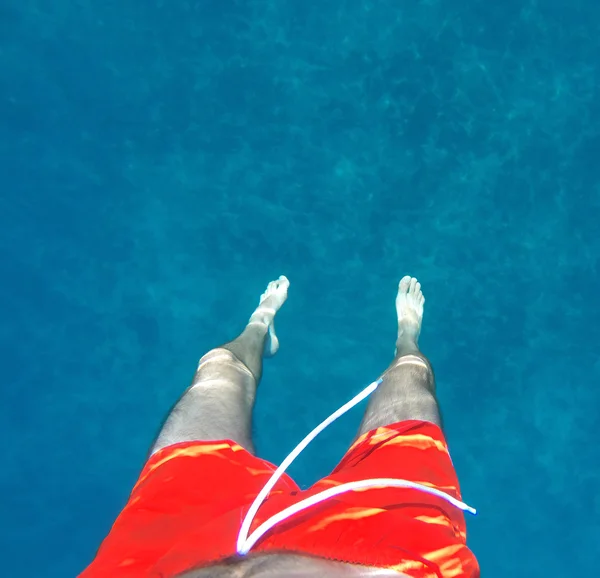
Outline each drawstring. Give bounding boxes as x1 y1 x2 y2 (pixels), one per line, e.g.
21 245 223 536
236 375 477 556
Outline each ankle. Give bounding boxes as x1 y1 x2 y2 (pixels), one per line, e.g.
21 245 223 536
395 337 419 357
249 306 275 327
244 320 269 340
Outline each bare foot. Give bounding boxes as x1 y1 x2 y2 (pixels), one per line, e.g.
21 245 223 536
395 276 424 355
248 275 290 356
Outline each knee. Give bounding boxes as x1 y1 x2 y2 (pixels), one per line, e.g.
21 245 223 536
198 347 234 367
197 348 249 372
384 354 436 394
389 353 432 373
195 348 254 382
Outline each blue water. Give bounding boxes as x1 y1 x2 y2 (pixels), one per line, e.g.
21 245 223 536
2 1 599 576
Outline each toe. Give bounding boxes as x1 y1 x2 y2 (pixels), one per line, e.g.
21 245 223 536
399 276 411 292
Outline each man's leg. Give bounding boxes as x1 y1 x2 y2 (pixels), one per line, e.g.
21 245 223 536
356 276 442 439
149 276 290 457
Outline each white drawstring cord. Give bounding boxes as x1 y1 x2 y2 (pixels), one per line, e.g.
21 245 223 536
238 476 476 555
236 378 382 554
236 372 477 555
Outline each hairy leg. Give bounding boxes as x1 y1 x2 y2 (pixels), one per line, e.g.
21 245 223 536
149 276 290 456
356 276 441 439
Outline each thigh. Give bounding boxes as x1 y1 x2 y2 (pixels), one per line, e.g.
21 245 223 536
150 349 258 456
356 356 443 440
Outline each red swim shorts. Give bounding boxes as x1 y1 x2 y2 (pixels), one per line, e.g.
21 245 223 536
80 420 479 578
